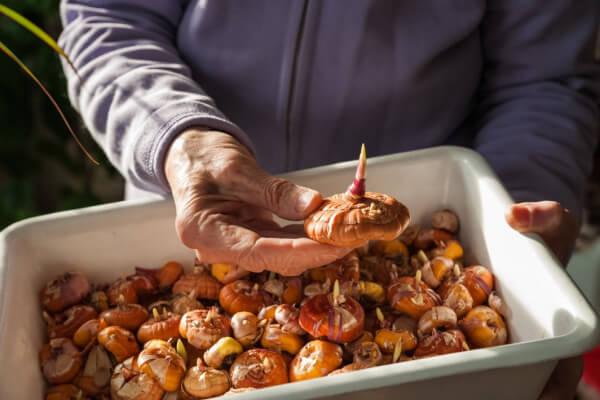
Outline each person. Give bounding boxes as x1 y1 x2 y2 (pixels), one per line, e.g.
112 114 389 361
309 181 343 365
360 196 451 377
58 1 599 398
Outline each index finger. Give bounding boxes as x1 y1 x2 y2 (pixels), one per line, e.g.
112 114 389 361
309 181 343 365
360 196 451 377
245 235 356 276
185 214 355 275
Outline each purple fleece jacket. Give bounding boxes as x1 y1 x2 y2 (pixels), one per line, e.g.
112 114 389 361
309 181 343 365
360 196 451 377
58 1 600 220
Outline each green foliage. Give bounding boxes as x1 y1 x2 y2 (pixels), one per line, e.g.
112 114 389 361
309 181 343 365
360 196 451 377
0 0 123 229
0 4 96 163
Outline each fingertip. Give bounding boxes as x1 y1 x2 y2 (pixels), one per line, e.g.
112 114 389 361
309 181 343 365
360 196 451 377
294 187 322 217
505 203 531 232
331 246 355 259
264 178 323 220
525 201 564 234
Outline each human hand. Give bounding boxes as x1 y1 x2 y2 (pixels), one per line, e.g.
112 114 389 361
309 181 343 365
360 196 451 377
505 201 582 399
165 128 354 276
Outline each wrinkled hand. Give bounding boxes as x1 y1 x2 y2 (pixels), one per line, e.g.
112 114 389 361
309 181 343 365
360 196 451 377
165 128 353 276
505 201 582 400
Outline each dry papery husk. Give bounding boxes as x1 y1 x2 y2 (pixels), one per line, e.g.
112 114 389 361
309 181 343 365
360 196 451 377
305 192 410 247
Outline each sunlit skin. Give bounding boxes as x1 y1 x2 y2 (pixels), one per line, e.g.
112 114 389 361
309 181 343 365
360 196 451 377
165 129 354 276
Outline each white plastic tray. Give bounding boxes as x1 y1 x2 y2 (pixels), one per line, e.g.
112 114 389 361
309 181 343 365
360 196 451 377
1 146 598 399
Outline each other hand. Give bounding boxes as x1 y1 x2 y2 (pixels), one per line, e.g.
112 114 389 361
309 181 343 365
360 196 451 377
505 201 582 400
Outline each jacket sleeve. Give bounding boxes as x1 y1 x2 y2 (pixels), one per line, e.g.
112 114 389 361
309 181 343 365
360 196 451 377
58 0 254 194
473 0 600 222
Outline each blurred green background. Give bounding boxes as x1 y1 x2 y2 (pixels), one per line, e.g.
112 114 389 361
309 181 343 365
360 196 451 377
0 0 123 229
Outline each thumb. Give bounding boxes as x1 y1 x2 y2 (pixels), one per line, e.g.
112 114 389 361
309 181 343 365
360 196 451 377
505 201 578 264
505 201 564 235
231 166 323 220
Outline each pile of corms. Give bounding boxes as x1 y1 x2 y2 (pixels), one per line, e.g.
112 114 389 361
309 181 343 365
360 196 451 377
39 209 508 400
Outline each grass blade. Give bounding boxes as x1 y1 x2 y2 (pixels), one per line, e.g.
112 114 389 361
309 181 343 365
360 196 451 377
0 4 81 80
0 40 98 164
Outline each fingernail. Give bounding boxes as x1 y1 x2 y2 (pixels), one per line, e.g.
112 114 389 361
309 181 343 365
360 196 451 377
512 205 531 228
296 190 319 214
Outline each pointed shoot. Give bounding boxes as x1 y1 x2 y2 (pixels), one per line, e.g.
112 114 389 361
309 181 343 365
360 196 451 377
393 340 402 363
346 143 367 198
176 339 188 362
417 250 429 264
333 279 340 306
375 307 385 323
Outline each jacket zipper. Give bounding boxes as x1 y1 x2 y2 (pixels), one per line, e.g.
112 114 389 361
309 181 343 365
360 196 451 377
285 0 309 171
